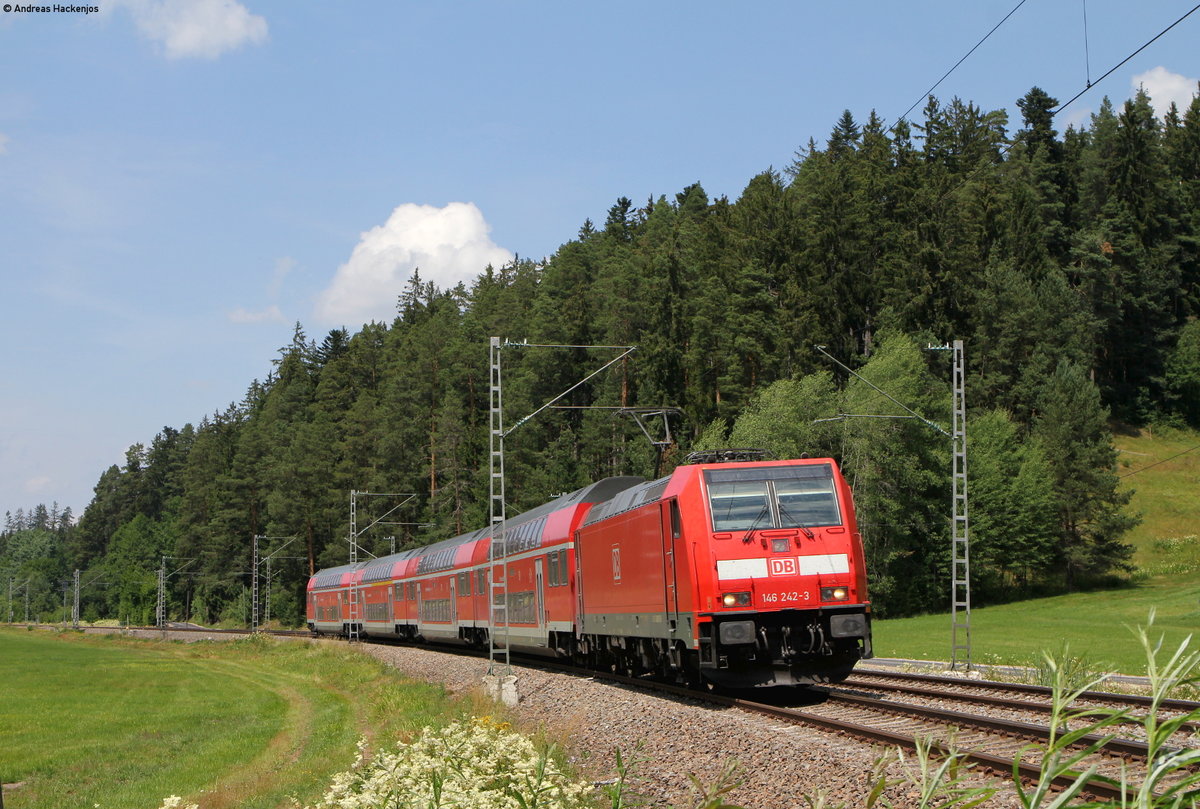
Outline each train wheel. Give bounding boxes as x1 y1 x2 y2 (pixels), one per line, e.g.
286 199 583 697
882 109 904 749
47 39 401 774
680 650 704 690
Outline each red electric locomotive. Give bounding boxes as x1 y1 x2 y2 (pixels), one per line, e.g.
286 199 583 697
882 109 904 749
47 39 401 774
307 454 872 688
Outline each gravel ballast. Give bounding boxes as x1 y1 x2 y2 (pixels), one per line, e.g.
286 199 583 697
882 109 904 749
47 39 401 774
361 644 970 808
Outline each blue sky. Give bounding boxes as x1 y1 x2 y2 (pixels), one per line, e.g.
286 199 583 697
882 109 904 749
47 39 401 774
1 0 1197 518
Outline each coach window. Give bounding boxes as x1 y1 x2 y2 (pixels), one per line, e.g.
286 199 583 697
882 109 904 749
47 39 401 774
670 499 682 539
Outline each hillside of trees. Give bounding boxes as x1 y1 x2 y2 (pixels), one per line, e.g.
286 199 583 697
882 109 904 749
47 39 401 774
4 86 1199 626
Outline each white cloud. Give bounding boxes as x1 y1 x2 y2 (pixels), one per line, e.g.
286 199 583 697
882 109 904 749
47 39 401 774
116 0 268 60
268 256 296 298
23 476 51 495
1060 107 1093 133
316 202 514 326
228 304 284 324
1132 66 1199 119
227 257 293 325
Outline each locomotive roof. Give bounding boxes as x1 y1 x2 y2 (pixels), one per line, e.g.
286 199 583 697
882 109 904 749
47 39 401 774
581 474 672 526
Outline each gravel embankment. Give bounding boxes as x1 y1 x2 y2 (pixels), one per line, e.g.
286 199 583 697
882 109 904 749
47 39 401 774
360 644 1019 808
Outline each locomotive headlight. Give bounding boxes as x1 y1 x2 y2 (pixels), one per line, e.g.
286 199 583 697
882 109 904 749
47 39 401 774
821 586 849 602
722 591 751 607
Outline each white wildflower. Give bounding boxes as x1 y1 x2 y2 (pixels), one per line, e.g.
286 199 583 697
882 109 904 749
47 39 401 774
306 718 592 809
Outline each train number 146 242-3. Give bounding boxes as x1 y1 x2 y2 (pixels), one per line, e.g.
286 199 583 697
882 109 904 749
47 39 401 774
760 591 809 604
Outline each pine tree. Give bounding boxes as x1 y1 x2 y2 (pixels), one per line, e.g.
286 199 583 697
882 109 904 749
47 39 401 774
836 332 948 616
965 409 1057 599
1165 319 1200 426
1032 360 1137 588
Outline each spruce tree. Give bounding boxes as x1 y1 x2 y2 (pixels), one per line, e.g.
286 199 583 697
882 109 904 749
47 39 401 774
1032 360 1136 588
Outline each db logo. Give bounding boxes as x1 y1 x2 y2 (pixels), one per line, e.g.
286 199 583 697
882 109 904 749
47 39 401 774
768 557 797 576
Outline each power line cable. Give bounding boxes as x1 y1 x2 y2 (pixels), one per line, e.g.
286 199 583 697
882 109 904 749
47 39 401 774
930 2 1200 204
1118 443 1200 478
1082 0 1093 89
1053 1 1200 117
892 0 1031 127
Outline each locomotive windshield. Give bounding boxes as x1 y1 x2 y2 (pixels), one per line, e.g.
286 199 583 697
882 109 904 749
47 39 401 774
705 464 841 532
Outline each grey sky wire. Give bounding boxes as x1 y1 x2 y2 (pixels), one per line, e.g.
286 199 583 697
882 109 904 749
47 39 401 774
1083 0 1093 88
1119 443 1200 479
892 0 1030 127
1052 1 1200 117
931 2 1200 205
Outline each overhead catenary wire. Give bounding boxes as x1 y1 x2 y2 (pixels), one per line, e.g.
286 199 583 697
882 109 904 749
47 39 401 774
928 2 1200 203
1052 1 1200 117
1082 0 1093 89
891 0 1031 128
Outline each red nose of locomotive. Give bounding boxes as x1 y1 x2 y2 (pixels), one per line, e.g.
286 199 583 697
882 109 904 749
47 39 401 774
698 458 872 686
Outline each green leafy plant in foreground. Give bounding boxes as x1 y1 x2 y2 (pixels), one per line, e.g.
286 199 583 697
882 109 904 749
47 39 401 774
1009 652 1127 809
599 742 650 809
864 613 1200 809
679 761 745 809
1104 611 1200 808
866 735 996 809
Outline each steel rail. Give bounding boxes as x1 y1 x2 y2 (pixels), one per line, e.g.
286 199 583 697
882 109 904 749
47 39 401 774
726 696 1127 802
840 676 1200 736
481 658 1136 802
852 668 1200 713
819 688 1155 759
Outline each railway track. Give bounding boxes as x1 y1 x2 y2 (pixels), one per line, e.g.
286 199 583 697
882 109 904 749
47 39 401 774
495 653 1200 802
840 669 1200 744
849 668 1200 714
565 667 1169 802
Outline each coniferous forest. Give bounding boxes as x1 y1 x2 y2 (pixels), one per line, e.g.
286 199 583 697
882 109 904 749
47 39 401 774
4 87 1200 625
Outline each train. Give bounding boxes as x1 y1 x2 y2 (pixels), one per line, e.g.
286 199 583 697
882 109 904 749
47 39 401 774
306 453 873 688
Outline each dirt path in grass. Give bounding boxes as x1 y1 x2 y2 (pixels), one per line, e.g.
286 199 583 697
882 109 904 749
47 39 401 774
176 658 370 809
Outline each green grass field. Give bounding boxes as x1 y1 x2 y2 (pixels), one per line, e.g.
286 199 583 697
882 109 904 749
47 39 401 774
875 424 1200 676
1115 423 1200 573
0 631 462 809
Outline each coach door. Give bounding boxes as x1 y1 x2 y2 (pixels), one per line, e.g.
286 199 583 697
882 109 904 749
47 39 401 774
449 576 457 625
535 558 546 637
573 534 587 635
661 499 681 635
